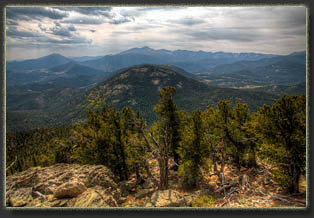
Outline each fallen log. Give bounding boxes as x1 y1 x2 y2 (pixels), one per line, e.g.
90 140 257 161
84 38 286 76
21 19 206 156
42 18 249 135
271 195 290 203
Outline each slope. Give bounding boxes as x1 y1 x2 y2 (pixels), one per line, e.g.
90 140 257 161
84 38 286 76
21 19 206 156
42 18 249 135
87 65 277 124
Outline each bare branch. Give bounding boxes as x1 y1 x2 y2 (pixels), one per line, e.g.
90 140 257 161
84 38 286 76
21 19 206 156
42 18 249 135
6 156 17 171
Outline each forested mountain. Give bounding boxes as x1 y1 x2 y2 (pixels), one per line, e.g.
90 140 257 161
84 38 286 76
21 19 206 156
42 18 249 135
5 58 306 208
6 64 278 131
86 64 277 124
196 51 306 88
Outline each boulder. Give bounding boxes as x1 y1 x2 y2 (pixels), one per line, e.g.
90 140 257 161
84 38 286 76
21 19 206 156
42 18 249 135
86 166 117 188
53 180 87 199
67 187 118 207
6 164 120 207
144 189 187 207
7 187 33 207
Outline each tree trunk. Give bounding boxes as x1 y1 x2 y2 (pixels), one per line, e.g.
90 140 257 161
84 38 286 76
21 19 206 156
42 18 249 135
288 164 301 194
135 163 144 185
247 150 257 168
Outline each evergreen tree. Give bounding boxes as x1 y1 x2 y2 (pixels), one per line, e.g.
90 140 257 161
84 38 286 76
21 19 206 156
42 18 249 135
72 107 129 181
256 95 306 193
152 86 179 189
178 110 207 188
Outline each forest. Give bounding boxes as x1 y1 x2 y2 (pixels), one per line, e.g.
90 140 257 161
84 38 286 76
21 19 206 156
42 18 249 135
6 86 306 207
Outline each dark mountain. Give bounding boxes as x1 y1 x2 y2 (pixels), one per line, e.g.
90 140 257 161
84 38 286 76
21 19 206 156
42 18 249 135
7 83 88 131
87 65 277 124
6 61 109 88
69 55 103 62
196 51 306 88
204 51 305 75
6 53 71 71
80 47 279 73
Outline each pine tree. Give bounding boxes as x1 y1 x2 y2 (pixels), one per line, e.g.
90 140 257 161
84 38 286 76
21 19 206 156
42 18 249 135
256 95 306 193
152 86 179 189
178 109 207 188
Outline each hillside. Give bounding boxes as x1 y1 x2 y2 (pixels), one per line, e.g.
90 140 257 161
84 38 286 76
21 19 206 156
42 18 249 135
6 53 71 71
7 61 108 87
87 64 277 124
7 64 278 131
196 51 306 88
6 84 88 131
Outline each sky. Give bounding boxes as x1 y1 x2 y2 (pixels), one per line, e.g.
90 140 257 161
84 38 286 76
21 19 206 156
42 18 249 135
5 6 306 60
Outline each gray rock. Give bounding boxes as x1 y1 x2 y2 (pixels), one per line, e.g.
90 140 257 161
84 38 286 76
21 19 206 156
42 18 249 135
144 189 187 207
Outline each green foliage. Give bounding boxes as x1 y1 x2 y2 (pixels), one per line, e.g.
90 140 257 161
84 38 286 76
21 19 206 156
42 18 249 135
178 110 207 188
6 126 71 175
191 194 219 207
6 83 306 198
256 95 306 193
70 107 129 181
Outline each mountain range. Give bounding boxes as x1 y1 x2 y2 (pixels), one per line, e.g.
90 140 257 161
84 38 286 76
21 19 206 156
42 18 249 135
80 46 280 73
6 47 306 131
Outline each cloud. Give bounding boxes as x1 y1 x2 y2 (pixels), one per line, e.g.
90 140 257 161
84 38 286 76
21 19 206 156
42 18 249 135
62 16 104 25
6 7 69 21
41 36 92 44
177 27 262 43
109 17 134 25
38 24 46 31
137 7 186 12
6 26 42 38
50 26 73 37
55 7 112 17
6 19 18 26
5 6 306 59
173 17 206 26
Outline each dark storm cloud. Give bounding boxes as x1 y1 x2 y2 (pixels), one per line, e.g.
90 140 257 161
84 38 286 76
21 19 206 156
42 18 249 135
6 7 69 21
55 7 112 17
48 23 81 38
6 26 42 38
50 26 73 37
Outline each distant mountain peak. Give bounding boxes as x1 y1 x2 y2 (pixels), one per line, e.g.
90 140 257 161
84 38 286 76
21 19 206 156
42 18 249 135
288 51 306 56
119 46 154 55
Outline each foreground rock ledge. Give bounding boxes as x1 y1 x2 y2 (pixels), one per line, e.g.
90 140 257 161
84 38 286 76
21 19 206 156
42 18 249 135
6 163 119 207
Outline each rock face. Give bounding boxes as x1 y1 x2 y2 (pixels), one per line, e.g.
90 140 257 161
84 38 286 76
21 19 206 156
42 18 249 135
6 164 119 208
54 180 87 199
144 189 187 207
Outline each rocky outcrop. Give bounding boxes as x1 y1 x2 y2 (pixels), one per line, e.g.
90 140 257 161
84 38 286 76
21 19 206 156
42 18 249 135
6 164 119 208
144 189 188 207
54 180 87 199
